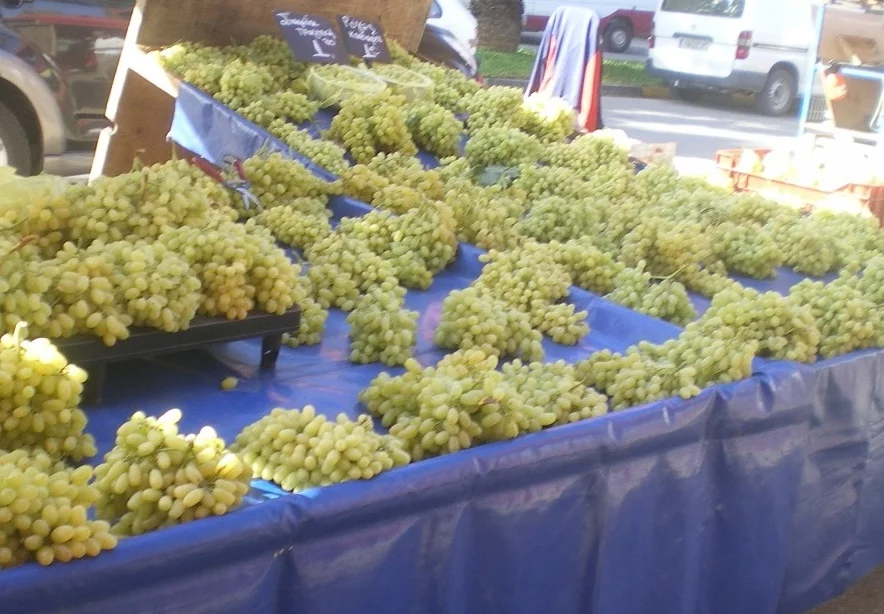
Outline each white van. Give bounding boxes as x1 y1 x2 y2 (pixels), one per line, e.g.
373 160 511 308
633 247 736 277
523 1 658 52
647 0 816 115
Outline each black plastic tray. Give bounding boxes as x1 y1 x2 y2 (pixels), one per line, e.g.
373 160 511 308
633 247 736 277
55 308 301 403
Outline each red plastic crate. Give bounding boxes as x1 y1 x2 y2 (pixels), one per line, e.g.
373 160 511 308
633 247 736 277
715 148 884 226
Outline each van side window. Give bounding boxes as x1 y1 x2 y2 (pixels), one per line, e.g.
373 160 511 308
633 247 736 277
661 0 746 18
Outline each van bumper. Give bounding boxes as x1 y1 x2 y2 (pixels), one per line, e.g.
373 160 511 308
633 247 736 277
646 61 768 93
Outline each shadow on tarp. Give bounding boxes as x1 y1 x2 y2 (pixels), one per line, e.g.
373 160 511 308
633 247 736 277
2 81 874 614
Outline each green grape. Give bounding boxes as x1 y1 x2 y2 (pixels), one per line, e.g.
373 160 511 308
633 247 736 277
767 216 838 277
712 222 784 279
789 277 881 358
445 178 524 250
520 94 576 143
540 133 631 179
327 90 417 164
462 86 526 131
0 448 117 568
283 293 328 348
158 219 301 318
238 91 319 128
0 324 96 461
551 238 624 296
434 287 544 361
528 300 588 345
519 196 602 242
501 359 608 425
346 286 417 365
242 152 339 214
514 164 596 202
231 406 410 491
857 254 884 304
697 285 820 362
94 409 251 536
405 101 463 158
464 125 542 169
605 266 696 327
268 120 350 175
247 202 332 251
408 60 480 112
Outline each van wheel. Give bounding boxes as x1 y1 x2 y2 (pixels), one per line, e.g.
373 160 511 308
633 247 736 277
756 68 796 116
604 21 632 53
673 87 704 103
0 100 33 175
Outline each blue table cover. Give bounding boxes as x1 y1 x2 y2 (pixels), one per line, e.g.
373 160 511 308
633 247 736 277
1 84 881 614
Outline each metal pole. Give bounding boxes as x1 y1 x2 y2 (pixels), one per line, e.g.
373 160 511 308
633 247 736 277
798 0 827 137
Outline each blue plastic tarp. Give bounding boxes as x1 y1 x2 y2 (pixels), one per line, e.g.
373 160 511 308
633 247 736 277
2 86 881 614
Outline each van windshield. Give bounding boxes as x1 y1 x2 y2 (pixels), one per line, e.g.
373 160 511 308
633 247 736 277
660 0 746 17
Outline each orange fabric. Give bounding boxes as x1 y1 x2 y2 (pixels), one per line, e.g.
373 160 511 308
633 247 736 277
577 50 602 132
538 37 559 96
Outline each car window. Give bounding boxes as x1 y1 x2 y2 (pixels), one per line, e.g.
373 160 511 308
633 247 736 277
660 0 746 17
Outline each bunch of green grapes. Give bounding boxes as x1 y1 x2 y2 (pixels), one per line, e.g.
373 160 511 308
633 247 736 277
540 133 631 179
767 217 838 277
605 266 696 326
0 235 55 334
267 119 350 175
98 239 203 334
158 219 300 318
242 152 338 212
387 39 418 68
856 254 884 304
464 125 543 169
812 209 884 269
158 41 229 95
366 153 447 200
444 179 524 250
789 277 881 358
214 58 277 111
0 325 96 461
678 264 740 299
371 184 428 215
340 164 391 203
338 205 457 289
514 164 595 202
528 300 589 344
520 93 576 143
42 242 134 345
362 350 540 460
0 448 116 568
698 286 820 362
247 203 332 251
304 231 400 309
519 196 602 242
282 276 328 348
232 406 410 491
406 101 463 158
462 86 526 131
94 409 251 536
475 242 573 308
407 60 481 112
434 287 544 361
240 35 308 90
501 359 608 425
618 217 719 280
712 222 784 279
238 91 319 128
347 285 418 366
579 331 758 410
550 238 624 296
327 90 417 164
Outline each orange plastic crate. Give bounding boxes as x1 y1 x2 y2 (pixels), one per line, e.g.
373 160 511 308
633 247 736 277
715 148 884 226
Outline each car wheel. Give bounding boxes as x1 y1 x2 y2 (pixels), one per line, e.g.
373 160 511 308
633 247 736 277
604 21 632 53
0 100 33 175
756 68 796 116
673 87 704 103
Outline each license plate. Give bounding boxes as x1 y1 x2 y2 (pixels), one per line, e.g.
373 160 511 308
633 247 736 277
679 38 711 51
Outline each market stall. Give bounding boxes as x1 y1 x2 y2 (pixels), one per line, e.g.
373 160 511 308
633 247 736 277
0 4 883 614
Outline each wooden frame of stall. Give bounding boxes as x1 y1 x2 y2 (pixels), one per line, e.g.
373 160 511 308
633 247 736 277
91 0 431 178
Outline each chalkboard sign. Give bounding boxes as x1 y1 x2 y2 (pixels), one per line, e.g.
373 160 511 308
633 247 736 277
275 11 346 64
338 15 391 62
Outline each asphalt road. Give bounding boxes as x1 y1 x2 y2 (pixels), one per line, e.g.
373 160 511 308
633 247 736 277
602 94 800 173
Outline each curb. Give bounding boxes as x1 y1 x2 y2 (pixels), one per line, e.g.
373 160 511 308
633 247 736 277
485 78 672 100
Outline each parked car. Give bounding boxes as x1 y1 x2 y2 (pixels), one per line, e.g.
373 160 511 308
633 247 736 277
647 0 816 115
0 0 477 176
522 0 656 52
424 0 479 76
